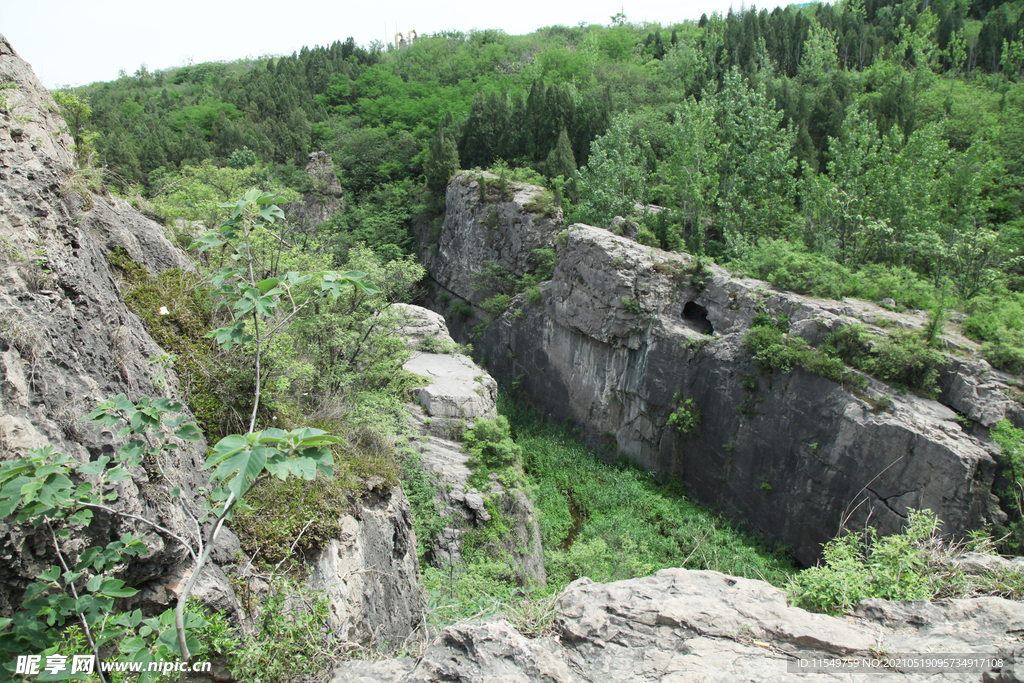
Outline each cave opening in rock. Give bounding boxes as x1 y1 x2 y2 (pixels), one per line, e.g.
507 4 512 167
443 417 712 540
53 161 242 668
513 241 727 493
682 301 713 335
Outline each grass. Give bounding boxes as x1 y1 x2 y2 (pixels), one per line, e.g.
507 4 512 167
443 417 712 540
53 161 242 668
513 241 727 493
499 393 797 589
411 392 797 631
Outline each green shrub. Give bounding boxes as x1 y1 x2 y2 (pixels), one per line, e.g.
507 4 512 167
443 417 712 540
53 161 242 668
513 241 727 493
529 248 557 281
992 420 1024 553
786 510 1015 615
729 239 939 310
464 415 522 488
481 294 512 317
744 324 845 383
823 326 943 395
622 296 643 314
667 398 701 435
450 299 473 321
964 293 1024 373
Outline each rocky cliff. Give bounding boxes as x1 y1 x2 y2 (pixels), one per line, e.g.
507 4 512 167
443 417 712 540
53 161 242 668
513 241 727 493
0 33 215 614
284 151 345 234
423 173 1021 567
397 304 545 586
0 34 423 653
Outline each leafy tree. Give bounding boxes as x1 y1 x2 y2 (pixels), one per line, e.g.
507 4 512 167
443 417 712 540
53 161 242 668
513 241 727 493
53 90 98 168
662 97 721 253
424 113 460 194
713 68 797 243
571 111 650 228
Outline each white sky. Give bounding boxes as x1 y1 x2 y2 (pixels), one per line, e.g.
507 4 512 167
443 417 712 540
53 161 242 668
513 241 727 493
0 0 785 89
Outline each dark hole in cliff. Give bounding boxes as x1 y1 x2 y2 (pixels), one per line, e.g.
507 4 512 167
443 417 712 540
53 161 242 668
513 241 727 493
682 301 713 335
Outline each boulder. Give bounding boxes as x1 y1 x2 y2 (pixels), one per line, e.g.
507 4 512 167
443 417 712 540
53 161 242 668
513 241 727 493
333 568 1024 682
307 486 423 649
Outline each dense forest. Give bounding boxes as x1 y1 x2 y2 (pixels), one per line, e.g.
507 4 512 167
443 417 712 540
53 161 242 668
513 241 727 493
63 0 1024 376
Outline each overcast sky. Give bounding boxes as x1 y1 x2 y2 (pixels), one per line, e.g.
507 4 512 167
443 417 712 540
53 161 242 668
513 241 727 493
1 0 789 89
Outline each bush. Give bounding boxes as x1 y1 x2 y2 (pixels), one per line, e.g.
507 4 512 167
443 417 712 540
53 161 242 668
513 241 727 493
823 326 943 396
667 398 700 435
964 292 1024 373
992 420 1024 553
481 294 512 317
729 239 939 310
464 415 522 488
787 510 1019 615
450 299 473 321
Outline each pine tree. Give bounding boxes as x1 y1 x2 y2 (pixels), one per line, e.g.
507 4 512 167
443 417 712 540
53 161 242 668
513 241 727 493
426 114 460 194
546 127 579 203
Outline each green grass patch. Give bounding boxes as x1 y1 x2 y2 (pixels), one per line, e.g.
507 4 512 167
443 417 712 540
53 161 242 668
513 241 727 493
500 393 797 588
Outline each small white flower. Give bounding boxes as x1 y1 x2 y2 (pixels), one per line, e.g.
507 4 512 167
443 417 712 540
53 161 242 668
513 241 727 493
158 306 169 315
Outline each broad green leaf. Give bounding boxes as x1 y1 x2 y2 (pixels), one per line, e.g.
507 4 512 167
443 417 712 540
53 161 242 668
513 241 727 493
77 456 110 475
255 277 281 294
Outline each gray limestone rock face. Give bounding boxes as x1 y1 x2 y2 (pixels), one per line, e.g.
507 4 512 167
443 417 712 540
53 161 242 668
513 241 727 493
480 225 1007 565
0 33 211 615
405 352 497 419
0 38 425 656
306 485 424 650
417 173 1020 566
421 171 561 307
391 302 456 351
398 305 545 586
283 151 345 233
334 568 1024 682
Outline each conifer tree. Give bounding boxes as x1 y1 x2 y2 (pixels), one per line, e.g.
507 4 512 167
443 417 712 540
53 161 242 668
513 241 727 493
546 127 580 203
426 114 460 194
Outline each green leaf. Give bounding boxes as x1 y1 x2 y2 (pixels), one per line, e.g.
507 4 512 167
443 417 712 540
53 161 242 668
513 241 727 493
218 445 269 499
255 277 281 294
77 456 110 475
174 423 202 442
98 578 137 598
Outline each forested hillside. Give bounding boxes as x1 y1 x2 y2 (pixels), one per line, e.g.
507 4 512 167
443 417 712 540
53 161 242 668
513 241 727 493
5 3 1024 676
62 0 1023 368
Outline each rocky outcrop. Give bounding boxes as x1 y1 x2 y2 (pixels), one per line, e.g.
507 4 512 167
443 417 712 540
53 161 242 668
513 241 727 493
420 172 561 303
485 226 1004 566
0 35 426 656
418 174 1021 567
307 485 423 649
415 171 561 341
334 567 1024 682
0 33 212 614
284 151 345 233
398 304 545 586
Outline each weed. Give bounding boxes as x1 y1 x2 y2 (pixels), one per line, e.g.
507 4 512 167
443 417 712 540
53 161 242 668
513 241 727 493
622 297 643 315
667 398 701 436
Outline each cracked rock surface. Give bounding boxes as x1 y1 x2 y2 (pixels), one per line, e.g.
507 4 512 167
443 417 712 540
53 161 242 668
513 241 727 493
334 568 1024 682
399 304 545 586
